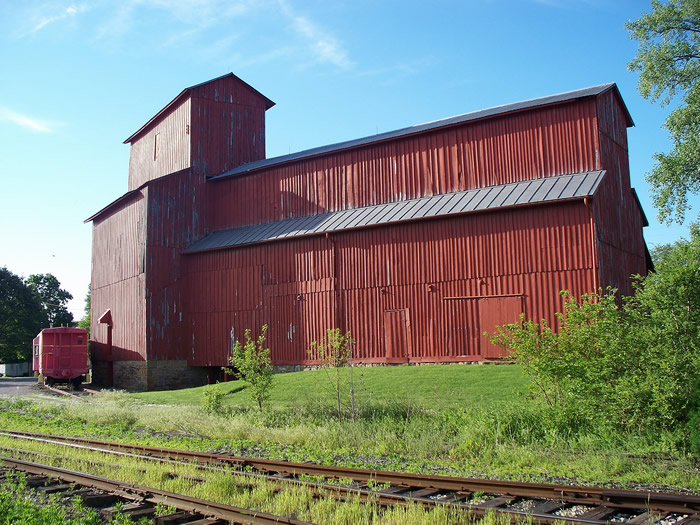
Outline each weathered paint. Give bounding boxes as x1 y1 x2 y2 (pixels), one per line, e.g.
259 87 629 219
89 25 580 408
90 189 147 362
87 77 650 389
128 98 191 191
592 89 647 296
209 99 599 230
181 200 598 366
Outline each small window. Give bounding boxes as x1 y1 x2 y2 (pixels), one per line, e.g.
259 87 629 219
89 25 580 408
34 345 39 357
154 132 160 161
77 337 83 345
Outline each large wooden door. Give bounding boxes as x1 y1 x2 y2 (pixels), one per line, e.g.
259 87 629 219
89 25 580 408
384 309 411 363
478 296 522 359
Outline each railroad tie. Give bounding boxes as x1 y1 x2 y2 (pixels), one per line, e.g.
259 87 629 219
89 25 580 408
578 505 619 521
36 483 73 493
473 496 514 509
154 510 202 524
529 499 566 515
102 501 156 521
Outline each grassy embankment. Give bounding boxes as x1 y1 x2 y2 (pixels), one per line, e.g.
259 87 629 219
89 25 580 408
0 364 696 492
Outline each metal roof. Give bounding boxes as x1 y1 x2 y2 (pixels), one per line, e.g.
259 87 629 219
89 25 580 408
185 170 606 254
209 83 632 181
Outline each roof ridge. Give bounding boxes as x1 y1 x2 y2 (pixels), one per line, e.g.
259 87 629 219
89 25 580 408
209 83 626 182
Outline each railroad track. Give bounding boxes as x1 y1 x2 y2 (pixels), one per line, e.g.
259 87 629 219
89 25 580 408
1 457 306 524
2 429 699 524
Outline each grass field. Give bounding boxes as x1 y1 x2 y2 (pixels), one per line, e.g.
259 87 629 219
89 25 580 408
131 363 528 408
0 363 696 494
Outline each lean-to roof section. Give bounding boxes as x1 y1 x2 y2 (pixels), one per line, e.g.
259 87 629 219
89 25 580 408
186 170 605 253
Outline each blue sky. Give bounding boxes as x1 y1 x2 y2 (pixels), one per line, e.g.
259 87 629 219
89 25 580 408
1 0 697 319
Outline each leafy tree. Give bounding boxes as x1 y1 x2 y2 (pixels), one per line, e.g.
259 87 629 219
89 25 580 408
627 0 700 224
630 222 700 429
26 273 73 327
0 267 45 362
226 325 275 410
77 284 91 336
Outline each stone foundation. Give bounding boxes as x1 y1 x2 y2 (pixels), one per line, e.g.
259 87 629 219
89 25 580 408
108 360 207 392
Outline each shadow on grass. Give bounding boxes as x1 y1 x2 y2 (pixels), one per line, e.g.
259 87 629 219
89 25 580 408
224 385 246 395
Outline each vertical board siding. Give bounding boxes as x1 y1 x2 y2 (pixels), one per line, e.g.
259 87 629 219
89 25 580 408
91 192 147 360
210 99 599 230
190 76 268 176
128 99 191 191
145 170 209 361
594 91 649 295
182 201 596 367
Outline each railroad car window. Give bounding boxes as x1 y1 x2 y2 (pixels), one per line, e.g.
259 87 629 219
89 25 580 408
78 337 83 344
34 345 38 357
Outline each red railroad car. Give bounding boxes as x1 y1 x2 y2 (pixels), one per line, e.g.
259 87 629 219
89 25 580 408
32 327 89 388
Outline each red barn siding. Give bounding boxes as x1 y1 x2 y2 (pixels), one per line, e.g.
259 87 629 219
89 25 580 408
145 170 209 361
190 77 268 176
90 191 147 361
128 99 191 191
210 99 599 230
182 201 596 367
593 90 647 295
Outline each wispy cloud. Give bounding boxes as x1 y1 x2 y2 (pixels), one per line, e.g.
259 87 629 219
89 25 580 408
278 0 352 69
21 0 350 71
31 4 86 33
95 0 257 40
0 107 58 133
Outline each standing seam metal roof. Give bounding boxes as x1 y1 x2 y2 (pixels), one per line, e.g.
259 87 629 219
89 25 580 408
185 170 606 254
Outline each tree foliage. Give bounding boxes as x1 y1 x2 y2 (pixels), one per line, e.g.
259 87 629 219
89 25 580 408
492 227 699 434
226 325 275 410
26 273 73 327
0 267 45 363
77 284 91 336
627 0 700 224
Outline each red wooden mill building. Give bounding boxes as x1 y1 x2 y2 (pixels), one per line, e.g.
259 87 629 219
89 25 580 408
86 73 650 390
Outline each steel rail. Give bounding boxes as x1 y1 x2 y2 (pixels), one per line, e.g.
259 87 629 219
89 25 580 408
1 456 308 525
2 429 698 523
0 455 606 525
3 429 697 515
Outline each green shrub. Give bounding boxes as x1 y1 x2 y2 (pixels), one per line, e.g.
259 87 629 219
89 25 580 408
226 325 275 410
202 383 225 416
689 382 700 455
493 227 700 437
308 329 360 422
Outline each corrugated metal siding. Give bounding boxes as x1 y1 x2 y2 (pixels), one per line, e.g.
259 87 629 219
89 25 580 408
90 190 147 361
190 76 268 177
210 99 599 230
145 170 208 361
593 91 648 295
182 201 596 367
128 98 191 191
215 83 619 179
